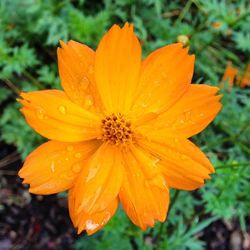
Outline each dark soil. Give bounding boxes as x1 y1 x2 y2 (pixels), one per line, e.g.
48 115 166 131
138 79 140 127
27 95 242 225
0 142 76 250
0 141 249 250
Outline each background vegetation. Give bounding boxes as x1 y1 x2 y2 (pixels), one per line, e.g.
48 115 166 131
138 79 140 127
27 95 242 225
0 0 250 249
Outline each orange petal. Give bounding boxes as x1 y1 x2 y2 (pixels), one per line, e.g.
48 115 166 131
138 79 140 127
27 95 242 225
57 40 101 111
136 84 222 138
94 23 141 114
18 90 101 142
136 136 214 190
119 147 169 230
68 189 118 235
72 143 123 214
130 43 195 118
19 140 100 194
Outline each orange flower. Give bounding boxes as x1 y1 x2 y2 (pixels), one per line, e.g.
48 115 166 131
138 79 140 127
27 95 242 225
211 21 222 29
239 64 250 88
220 62 238 88
18 23 222 235
220 62 250 89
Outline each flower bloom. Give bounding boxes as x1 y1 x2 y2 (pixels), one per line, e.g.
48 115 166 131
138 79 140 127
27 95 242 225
221 62 238 88
239 64 250 88
18 23 222 235
211 21 222 29
221 62 250 89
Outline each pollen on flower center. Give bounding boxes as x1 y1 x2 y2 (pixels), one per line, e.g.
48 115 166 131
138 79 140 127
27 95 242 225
101 113 132 145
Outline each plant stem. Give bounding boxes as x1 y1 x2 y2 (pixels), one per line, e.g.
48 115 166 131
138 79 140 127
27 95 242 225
216 162 250 170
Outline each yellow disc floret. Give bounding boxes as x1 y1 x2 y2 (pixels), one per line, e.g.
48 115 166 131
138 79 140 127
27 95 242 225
101 113 132 145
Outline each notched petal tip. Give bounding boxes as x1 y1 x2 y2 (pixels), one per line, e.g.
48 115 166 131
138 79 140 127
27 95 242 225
59 39 67 48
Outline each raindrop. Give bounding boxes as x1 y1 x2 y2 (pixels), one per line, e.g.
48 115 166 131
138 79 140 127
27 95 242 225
58 105 67 115
88 66 94 75
153 158 160 166
50 162 55 173
36 108 45 119
66 145 74 152
85 220 99 231
80 76 90 89
180 154 187 160
72 163 81 173
86 167 98 182
84 95 93 108
174 138 179 143
74 152 82 158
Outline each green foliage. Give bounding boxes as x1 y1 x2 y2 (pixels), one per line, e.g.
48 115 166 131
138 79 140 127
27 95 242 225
0 0 250 249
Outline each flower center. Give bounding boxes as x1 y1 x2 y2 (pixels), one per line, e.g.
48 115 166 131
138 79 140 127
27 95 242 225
101 113 132 145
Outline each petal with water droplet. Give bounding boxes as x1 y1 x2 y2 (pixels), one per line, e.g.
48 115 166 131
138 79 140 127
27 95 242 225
57 40 101 110
130 43 195 118
19 140 100 194
136 136 214 190
18 90 102 142
119 148 169 230
68 189 118 235
137 84 222 138
72 143 123 214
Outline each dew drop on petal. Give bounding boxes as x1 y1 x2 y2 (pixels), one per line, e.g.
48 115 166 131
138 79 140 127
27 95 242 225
88 65 94 75
66 146 74 152
180 154 187 160
153 158 160 166
84 95 93 108
72 163 81 173
50 161 55 173
58 105 67 115
36 108 45 119
86 167 98 182
85 220 99 231
174 138 179 143
74 152 82 159
80 76 90 90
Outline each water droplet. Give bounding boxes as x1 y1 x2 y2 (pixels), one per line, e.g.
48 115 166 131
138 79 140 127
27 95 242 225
74 152 82 158
58 105 67 115
180 154 187 160
50 162 55 173
72 163 81 173
36 108 45 119
85 220 99 231
66 146 74 152
88 66 94 75
80 76 90 89
84 95 93 108
86 167 98 182
153 158 160 166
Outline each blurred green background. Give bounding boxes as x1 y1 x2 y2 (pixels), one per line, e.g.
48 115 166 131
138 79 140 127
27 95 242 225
0 0 250 249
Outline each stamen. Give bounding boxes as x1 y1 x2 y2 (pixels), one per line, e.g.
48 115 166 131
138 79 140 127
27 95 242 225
101 113 132 145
